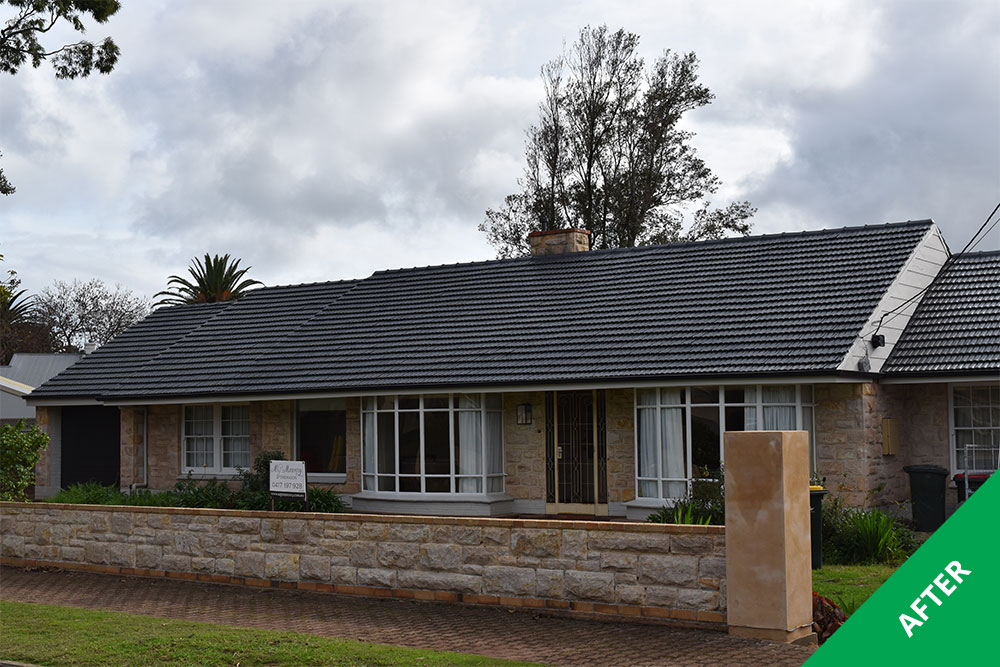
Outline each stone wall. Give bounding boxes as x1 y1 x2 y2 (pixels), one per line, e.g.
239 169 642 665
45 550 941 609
605 388 636 505
502 392 546 502
815 382 951 509
0 503 726 626
32 406 56 495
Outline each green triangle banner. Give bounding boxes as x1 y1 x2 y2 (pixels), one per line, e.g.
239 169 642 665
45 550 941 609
807 472 1000 664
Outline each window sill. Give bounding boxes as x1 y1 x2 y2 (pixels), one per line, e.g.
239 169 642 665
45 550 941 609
350 491 515 517
178 472 241 481
307 473 347 484
352 491 512 502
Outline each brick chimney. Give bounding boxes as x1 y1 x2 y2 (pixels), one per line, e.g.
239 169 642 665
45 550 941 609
527 228 591 256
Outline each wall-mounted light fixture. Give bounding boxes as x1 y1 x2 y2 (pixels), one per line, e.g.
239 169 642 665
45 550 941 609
516 403 532 425
871 334 885 348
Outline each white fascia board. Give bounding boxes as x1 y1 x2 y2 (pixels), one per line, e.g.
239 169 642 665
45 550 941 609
838 224 951 374
0 376 34 397
101 375 868 406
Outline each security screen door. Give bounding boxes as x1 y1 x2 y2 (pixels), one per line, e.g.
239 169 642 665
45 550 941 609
545 390 608 513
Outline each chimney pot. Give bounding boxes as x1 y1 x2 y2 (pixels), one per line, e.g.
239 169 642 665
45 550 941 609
84 342 98 355
527 228 591 256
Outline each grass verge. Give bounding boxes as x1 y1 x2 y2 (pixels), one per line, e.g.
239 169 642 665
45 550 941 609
0 600 538 666
812 563 898 615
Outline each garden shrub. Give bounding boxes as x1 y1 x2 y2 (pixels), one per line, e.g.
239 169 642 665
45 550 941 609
0 419 49 501
646 467 724 525
821 495 916 565
47 451 345 513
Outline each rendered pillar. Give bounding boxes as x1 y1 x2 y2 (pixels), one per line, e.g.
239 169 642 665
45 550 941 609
724 431 814 643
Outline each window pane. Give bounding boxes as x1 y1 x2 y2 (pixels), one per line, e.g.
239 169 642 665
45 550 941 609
637 389 657 406
486 411 503 476
363 412 376 474
378 476 396 491
399 395 420 410
763 406 797 430
426 477 450 493
455 411 482 492
487 476 504 493
377 412 396 475
485 393 503 410
724 386 756 404
725 406 747 431
660 388 684 405
399 476 420 492
298 400 347 474
660 407 686 497
972 407 991 427
457 393 481 409
423 410 450 475
803 406 815 470
955 408 972 428
763 385 796 404
223 436 250 469
424 394 449 409
690 386 719 404
801 385 814 404
691 406 721 473
362 396 375 411
457 476 482 493
637 407 658 481
186 437 213 468
363 474 376 491
953 387 971 407
398 412 420 474
377 395 394 410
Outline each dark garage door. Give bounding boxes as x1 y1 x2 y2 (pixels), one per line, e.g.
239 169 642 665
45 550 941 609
61 406 121 488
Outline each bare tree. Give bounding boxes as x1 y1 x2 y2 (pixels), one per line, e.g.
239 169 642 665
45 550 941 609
35 279 149 351
481 25 755 257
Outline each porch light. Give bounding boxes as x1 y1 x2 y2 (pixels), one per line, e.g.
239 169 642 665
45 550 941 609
516 403 532 425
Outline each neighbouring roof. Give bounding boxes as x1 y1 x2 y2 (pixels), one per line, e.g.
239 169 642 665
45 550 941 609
31 220 935 402
883 250 1000 376
0 353 81 418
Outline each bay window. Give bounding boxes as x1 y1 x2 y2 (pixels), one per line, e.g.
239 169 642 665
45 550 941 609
362 393 504 494
183 404 251 473
635 385 815 499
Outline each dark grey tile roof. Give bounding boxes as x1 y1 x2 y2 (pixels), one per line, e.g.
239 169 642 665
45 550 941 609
883 251 1000 375
32 221 934 401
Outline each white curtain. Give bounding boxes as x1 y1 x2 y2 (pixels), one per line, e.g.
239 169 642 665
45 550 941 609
763 406 797 430
744 407 758 430
637 407 657 497
457 411 482 492
661 407 686 497
486 411 503 492
362 411 376 490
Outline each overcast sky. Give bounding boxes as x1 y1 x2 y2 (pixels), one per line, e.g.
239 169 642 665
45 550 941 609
2 0 998 299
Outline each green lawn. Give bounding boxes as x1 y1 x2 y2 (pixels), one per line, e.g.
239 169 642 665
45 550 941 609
812 564 898 615
0 600 539 666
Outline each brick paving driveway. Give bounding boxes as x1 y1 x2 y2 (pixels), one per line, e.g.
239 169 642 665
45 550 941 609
0 567 814 666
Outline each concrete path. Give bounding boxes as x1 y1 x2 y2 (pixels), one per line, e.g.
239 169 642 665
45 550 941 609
0 567 815 666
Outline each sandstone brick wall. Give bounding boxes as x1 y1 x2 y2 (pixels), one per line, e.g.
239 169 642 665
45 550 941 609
32 405 54 492
120 407 145 488
147 405 181 489
815 382 951 508
0 503 726 625
605 388 635 505
502 392 545 501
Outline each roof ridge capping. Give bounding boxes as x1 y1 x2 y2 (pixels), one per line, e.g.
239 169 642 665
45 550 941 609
366 218 937 278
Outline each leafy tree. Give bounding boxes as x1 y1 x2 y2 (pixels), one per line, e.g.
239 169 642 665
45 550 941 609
1 0 123 194
0 419 49 501
154 254 263 306
34 278 149 351
481 25 755 258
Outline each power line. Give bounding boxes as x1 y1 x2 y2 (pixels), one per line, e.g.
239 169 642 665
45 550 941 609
859 199 1000 343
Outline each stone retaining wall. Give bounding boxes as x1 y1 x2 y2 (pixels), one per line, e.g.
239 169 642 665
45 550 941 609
0 503 725 626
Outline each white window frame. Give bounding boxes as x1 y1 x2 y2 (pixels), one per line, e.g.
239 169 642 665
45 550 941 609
361 393 505 496
182 403 251 475
948 382 1000 476
633 384 815 500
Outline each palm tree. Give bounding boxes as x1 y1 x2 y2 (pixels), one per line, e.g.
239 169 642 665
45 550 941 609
1 287 34 364
154 254 263 306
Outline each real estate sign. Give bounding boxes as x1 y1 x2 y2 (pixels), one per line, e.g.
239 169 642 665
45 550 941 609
269 460 307 500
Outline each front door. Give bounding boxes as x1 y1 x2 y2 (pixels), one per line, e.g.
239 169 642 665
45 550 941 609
545 390 608 514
